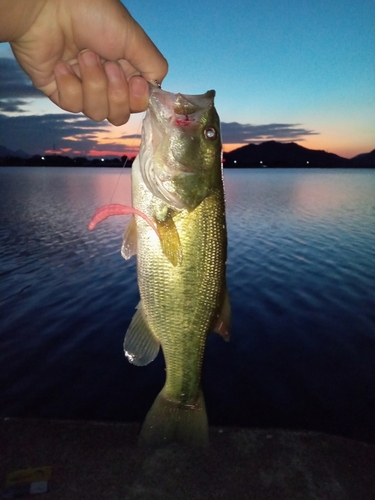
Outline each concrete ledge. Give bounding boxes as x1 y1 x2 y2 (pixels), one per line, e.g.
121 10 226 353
1 418 374 499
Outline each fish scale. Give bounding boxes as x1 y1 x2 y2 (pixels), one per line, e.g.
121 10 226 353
89 87 230 447
133 155 228 444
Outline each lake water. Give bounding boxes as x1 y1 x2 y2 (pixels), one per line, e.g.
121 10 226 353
1 167 375 443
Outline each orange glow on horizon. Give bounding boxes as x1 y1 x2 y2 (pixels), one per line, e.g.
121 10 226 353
87 148 139 158
91 123 142 157
45 124 370 160
222 143 245 153
44 142 358 159
44 140 367 160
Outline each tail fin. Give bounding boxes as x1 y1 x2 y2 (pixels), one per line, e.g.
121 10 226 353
139 388 208 448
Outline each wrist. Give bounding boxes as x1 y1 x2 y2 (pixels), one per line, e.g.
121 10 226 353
0 0 47 42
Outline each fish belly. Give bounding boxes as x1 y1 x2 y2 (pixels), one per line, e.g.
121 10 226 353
132 163 226 446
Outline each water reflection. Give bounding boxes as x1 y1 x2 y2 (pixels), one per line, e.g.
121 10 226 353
1 167 375 442
89 168 132 207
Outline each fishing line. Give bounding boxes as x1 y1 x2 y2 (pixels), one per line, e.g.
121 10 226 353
109 116 143 204
109 160 126 204
108 81 160 203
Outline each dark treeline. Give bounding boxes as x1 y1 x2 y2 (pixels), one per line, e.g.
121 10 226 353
223 141 375 168
1 141 374 168
0 154 134 167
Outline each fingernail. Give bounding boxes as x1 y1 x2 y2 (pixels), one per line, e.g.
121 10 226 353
104 62 122 82
130 76 149 98
54 61 74 75
80 50 100 67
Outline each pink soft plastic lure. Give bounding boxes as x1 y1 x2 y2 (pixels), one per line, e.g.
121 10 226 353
88 203 159 236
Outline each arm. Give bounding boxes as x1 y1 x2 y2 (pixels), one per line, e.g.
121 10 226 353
0 0 45 41
0 0 168 124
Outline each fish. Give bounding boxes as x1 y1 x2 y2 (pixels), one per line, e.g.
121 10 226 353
88 86 230 447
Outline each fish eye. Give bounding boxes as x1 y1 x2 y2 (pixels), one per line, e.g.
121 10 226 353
203 127 217 140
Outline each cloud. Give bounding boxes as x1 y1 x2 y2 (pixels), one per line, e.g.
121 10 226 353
0 98 31 113
0 113 110 156
0 113 320 157
120 133 142 140
221 122 319 143
0 56 47 115
0 56 319 155
0 57 45 99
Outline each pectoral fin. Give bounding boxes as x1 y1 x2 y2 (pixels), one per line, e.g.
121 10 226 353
212 289 231 341
155 211 183 266
124 302 160 366
121 216 137 260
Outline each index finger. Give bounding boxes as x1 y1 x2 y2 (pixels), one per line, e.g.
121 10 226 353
119 18 168 85
73 3 169 86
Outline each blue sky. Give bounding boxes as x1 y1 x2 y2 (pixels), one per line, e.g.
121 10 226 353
1 0 374 158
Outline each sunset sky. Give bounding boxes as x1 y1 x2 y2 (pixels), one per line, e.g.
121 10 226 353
0 0 374 159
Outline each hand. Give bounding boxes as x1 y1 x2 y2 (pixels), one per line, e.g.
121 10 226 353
5 0 168 125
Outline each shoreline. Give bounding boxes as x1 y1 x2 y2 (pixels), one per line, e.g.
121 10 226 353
2 417 375 499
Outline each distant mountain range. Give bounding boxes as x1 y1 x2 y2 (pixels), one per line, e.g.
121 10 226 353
223 141 375 168
0 145 29 159
1 141 374 168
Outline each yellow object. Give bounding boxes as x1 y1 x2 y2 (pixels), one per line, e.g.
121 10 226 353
6 466 52 487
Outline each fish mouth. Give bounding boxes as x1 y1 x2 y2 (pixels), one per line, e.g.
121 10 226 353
149 88 216 176
139 87 217 209
149 87 215 127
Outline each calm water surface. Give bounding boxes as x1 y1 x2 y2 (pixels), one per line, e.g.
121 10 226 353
1 167 374 442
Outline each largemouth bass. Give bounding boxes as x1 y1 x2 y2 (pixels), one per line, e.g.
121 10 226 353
89 87 230 447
